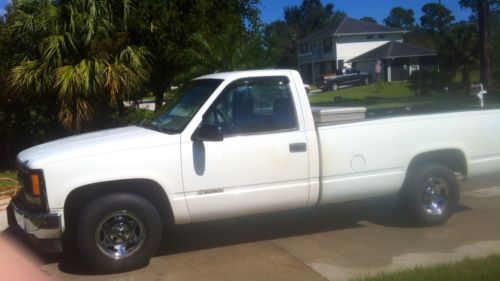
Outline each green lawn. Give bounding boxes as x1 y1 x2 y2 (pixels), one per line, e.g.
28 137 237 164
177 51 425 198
140 95 156 102
309 82 500 111
0 170 17 194
353 255 500 281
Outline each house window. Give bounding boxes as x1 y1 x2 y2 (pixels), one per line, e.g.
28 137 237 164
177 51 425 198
366 35 374 39
300 43 309 54
378 34 385 39
323 38 332 53
409 65 419 75
409 57 420 75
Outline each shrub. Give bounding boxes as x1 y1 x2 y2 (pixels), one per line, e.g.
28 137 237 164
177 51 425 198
409 70 451 95
117 107 155 126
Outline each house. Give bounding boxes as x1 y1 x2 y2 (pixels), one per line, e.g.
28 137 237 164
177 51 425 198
296 17 406 84
349 41 438 82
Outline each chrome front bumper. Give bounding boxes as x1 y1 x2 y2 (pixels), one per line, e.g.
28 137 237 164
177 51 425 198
7 199 63 252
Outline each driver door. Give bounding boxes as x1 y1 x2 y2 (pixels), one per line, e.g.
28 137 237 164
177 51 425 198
180 76 310 222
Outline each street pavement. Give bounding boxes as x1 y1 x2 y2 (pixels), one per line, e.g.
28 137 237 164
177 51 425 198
1 173 499 281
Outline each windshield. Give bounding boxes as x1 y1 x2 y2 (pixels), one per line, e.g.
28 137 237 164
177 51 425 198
144 79 223 133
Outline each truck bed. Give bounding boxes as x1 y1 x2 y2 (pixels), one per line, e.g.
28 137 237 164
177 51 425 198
315 109 500 205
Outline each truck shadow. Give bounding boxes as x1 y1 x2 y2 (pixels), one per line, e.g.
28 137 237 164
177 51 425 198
158 195 470 255
1 195 470 275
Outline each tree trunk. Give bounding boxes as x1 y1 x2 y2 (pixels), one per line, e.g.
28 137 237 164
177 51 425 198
116 95 125 116
154 88 164 112
478 0 492 87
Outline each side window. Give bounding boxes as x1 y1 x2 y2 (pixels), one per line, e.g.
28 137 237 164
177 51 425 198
204 77 298 136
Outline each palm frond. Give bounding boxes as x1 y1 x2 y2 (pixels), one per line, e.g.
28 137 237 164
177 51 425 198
7 59 50 97
58 97 92 131
39 33 76 67
117 46 151 77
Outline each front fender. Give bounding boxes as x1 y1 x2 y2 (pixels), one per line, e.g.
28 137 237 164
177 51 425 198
42 145 191 225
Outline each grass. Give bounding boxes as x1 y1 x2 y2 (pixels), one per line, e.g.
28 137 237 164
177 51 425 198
311 82 415 102
309 82 500 112
353 255 500 281
0 170 18 194
140 95 156 102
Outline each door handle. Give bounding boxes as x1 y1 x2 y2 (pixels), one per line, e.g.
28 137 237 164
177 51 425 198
289 142 307 153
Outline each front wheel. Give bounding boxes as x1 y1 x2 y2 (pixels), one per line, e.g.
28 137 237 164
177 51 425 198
401 164 459 226
77 193 162 272
331 83 339 91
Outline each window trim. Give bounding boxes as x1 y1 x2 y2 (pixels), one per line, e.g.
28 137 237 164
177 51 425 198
198 76 300 139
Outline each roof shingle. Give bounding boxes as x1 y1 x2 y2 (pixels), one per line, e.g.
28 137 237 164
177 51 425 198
297 17 405 43
349 41 436 62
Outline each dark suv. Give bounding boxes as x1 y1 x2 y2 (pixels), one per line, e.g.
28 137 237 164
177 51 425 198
320 69 371 91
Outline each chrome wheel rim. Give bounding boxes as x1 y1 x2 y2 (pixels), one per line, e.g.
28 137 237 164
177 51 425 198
95 210 146 259
422 177 449 215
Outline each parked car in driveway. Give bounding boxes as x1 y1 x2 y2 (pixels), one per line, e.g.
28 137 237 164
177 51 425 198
321 69 371 91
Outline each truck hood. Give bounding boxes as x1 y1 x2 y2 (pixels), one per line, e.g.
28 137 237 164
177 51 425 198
18 126 179 168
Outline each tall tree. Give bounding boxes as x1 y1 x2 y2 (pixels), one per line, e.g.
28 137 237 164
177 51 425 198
283 0 344 40
129 0 263 111
478 0 492 86
383 7 416 30
460 0 499 86
459 0 500 18
360 16 377 23
263 20 295 68
420 3 455 34
263 0 345 68
438 23 479 90
5 0 151 130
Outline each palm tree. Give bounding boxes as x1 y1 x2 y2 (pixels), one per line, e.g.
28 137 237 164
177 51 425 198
186 29 267 78
6 0 150 130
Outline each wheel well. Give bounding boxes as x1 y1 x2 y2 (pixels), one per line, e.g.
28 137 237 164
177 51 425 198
64 179 174 232
406 149 467 179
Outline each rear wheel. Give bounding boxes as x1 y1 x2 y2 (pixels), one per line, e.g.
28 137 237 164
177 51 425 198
331 83 339 91
363 77 369 85
401 164 459 225
77 193 162 272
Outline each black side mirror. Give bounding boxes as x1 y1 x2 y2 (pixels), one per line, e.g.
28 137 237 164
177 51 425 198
192 123 223 142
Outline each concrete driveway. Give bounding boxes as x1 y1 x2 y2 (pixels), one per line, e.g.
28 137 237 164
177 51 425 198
2 173 500 281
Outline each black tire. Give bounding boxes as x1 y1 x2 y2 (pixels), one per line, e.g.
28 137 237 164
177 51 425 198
401 163 459 226
77 193 162 272
331 83 338 91
363 77 369 85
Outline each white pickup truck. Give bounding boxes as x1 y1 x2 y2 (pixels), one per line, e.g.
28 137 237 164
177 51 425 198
8 69 500 272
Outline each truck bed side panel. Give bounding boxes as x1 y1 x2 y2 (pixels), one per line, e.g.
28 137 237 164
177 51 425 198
317 109 500 204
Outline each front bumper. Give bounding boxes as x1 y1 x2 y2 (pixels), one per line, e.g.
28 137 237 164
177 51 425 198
7 198 63 252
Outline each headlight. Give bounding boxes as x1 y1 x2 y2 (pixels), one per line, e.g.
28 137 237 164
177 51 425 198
17 164 48 212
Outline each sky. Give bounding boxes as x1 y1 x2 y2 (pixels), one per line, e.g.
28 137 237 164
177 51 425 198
259 0 473 24
0 0 6 15
0 0 8 16
1 0 473 25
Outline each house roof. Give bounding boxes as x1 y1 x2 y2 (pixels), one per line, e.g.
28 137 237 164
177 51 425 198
349 41 437 62
297 17 405 43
